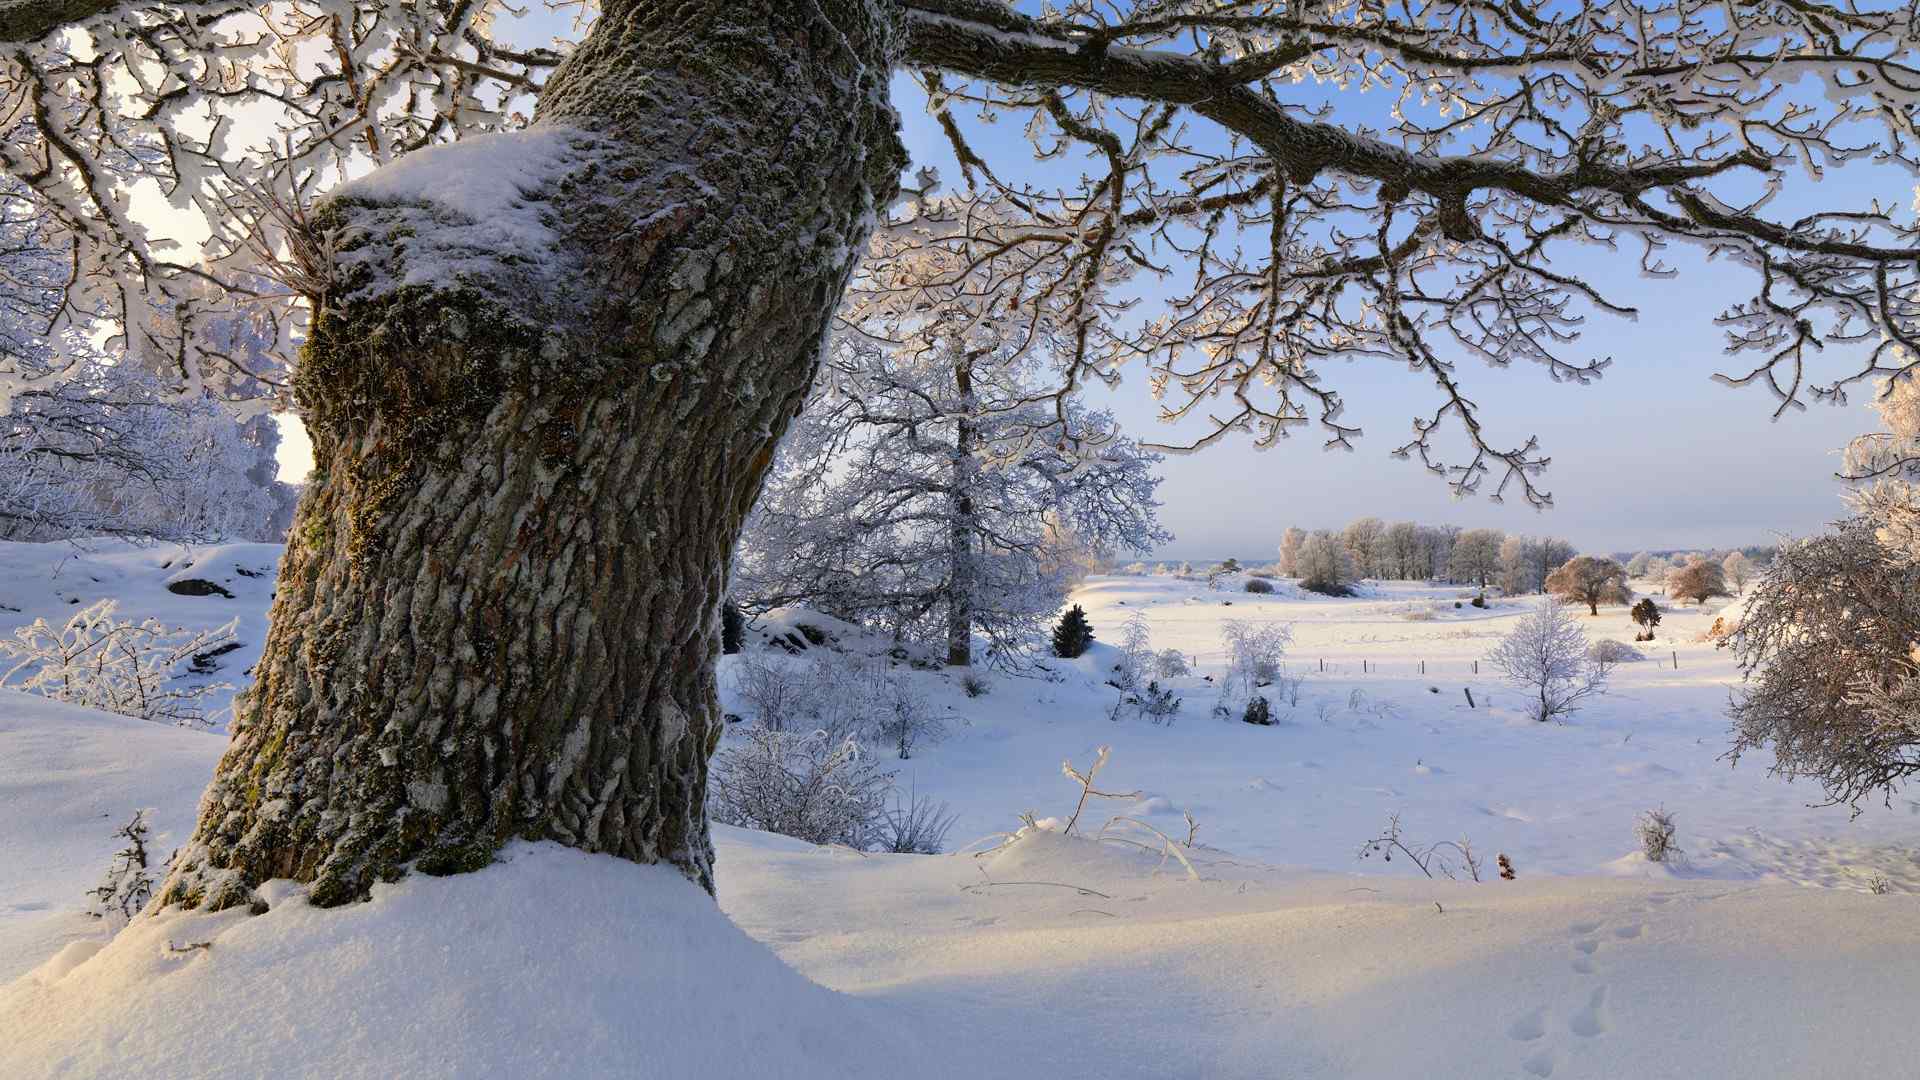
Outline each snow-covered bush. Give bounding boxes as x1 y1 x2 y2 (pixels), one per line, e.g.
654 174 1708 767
1153 648 1190 678
1635 806 1681 863
1486 599 1613 722
0 600 237 727
870 671 939 760
1113 611 1154 690
708 726 892 849
730 647 941 757
1244 578 1274 594
1219 619 1291 705
729 648 820 734
1588 639 1645 663
88 810 154 927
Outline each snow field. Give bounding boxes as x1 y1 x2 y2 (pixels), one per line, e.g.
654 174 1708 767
5 546 1920 1077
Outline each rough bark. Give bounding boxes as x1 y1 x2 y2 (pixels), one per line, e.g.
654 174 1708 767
945 356 976 667
158 0 904 911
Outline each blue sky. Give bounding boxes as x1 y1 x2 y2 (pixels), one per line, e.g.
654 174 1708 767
883 71 1884 559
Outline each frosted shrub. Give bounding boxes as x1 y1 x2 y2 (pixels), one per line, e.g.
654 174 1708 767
878 788 958 854
1486 599 1613 722
1220 619 1292 704
870 670 939 760
1113 611 1154 690
1153 648 1190 678
959 670 990 698
1635 806 1681 863
729 648 815 732
0 600 237 728
1588 639 1645 663
708 726 892 849
730 648 942 756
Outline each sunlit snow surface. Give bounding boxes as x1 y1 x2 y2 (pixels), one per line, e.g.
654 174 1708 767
4 546 1920 1077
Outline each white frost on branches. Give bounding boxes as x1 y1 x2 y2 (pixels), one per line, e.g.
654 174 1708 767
0 600 238 727
1486 599 1613 723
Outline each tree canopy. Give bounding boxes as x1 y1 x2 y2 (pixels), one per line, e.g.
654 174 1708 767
5 0 1920 502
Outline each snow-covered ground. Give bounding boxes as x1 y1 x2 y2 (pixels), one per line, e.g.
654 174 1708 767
5 542 1920 1078
746 571 1920 892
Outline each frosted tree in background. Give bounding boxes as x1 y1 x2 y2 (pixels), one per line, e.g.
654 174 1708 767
1722 552 1754 592
1342 518 1388 579
1626 552 1655 579
5 0 1920 912
735 338 1167 667
1277 528 1307 577
1546 556 1631 616
1296 532 1358 596
1498 536 1578 596
0 163 290 542
1448 529 1506 590
1669 557 1732 605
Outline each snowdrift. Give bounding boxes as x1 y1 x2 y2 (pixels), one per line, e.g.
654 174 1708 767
0 843 923 1080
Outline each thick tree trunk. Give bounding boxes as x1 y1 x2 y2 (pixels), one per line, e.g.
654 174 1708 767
159 0 904 911
945 358 977 667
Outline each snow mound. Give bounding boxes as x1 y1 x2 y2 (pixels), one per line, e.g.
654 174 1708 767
0 843 922 1080
160 542 280 602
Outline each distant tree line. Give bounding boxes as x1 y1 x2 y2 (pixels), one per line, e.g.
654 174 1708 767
1276 518 1578 595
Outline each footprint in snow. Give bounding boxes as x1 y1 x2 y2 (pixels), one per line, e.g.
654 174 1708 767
1507 1008 1547 1042
1522 1048 1560 1077
1569 986 1611 1038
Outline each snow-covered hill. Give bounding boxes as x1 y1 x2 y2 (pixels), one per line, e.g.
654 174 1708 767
6 543 1920 1077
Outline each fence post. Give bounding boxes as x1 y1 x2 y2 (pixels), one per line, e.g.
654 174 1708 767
1672 650 1678 669
1464 687 1475 709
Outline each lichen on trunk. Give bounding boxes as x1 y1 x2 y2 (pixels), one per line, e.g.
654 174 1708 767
159 0 905 911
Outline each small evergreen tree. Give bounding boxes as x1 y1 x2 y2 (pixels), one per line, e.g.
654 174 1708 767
1630 598 1662 641
1052 605 1094 658
1242 695 1274 726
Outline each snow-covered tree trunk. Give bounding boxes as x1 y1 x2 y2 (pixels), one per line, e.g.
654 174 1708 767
158 1 904 911
945 356 977 667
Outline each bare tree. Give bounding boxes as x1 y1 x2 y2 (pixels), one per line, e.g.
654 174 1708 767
3 0 1915 912
1546 556 1631 616
1487 599 1613 722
